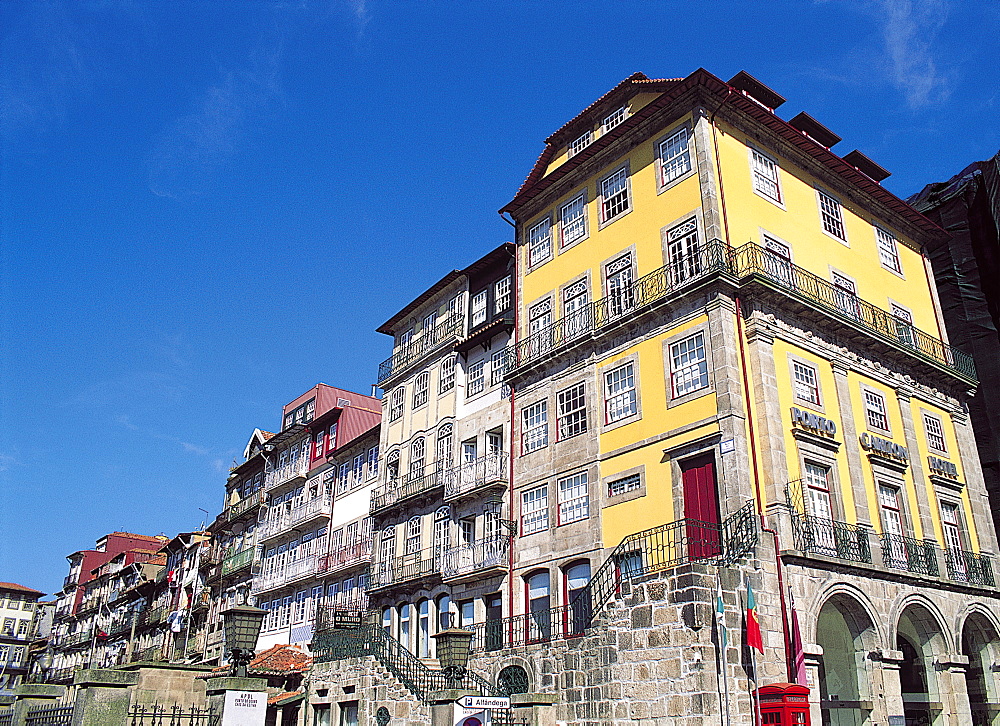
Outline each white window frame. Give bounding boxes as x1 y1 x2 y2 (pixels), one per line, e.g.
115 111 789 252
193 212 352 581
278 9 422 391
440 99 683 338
876 227 903 274
750 148 782 204
670 333 709 398
863 387 890 433
792 361 821 406
608 473 641 497
559 193 588 248
412 371 429 409
491 348 509 387
494 276 511 314
604 362 637 423
471 290 488 327
367 446 379 480
467 359 486 397
557 472 589 525
528 218 553 267
923 413 948 454
557 383 587 440
817 189 847 242
388 388 404 422
439 355 456 393
599 166 631 225
601 106 628 134
658 127 693 187
522 400 548 454
521 485 549 535
569 130 593 157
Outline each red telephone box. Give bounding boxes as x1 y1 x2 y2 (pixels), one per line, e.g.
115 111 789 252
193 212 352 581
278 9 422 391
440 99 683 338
755 683 811 726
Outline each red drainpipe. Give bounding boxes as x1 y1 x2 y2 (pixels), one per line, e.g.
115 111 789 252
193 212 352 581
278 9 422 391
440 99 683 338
499 217 519 641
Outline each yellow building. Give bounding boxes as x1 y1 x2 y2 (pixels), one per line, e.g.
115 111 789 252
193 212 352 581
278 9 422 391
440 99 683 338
499 69 999 726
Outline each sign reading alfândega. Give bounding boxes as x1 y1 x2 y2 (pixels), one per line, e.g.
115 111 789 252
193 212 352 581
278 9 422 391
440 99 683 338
222 690 267 726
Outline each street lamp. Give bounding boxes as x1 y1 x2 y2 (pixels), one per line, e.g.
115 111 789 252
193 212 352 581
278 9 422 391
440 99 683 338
221 605 266 678
32 648 54 683
432 628 474 683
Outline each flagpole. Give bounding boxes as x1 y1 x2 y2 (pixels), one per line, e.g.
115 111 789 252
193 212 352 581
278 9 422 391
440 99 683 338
751 645 762 726
716 574 731 726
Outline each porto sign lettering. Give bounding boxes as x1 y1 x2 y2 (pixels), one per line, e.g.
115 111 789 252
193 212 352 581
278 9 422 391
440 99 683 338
860 433 908 462
928 455 959 478
790 407 837 436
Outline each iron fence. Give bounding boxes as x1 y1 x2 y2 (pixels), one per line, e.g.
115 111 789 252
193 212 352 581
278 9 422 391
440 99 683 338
126 704 218 726
378 315 465 384
24 706 73 726
945 548 995 586
370 470 442 513
881 533 939 576
792 514 872 564
0 710 13 726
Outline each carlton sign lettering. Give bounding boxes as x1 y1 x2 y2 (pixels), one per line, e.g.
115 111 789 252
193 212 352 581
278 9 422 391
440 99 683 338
860 433 908 462
790 407 837 436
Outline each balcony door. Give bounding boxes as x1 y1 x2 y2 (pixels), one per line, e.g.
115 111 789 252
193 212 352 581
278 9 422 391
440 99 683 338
606 253 634 318
879 483 906 567
804 463 836 555
682 454 721 559
563 281 589 339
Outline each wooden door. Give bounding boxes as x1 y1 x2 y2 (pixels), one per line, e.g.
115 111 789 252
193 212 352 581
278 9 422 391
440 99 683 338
682 455 721 559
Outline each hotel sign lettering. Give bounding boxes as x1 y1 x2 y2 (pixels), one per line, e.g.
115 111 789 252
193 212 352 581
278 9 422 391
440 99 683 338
790 407 837 436
860 433 908 462
928 455 959 478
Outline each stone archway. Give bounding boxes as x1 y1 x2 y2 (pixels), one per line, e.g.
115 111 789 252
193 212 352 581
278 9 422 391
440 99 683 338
961 611 1000 726
896 603 948 726
815 593 880 726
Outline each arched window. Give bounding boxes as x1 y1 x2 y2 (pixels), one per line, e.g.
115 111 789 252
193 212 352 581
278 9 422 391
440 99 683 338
564 561 591 636
436 424 454 471
381 607 393 636
386 450 400 482
436 594 452 631
409 438 425 481
418 599 431 658
399 603 412 652
413 371 430 409
497 665 530 696
525 571 551 643
406 516 422 554
433 507 451 566
377 527 396 587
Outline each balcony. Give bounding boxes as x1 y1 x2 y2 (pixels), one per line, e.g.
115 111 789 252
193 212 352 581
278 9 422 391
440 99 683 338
63 574 79 591
259 498 333 542
792 515 872 564
45 666 83 684
881 534 939 576
367 547 439 591
59 629 93 650
265 458 309 491
442 452 508 501
130 644 164 663
945 548 995 586
508 240 975 384
370 470 443 514
107 614 136 638
320 538 373 576
440 536 511 582
251 554 324 594
220 547 257 576
143 606 169 627
226 490 266 521
378 314 465 385
76 597 100 616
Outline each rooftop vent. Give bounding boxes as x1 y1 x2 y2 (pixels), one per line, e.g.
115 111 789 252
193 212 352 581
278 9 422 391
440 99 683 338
842 150 891 183
727 71 786 112
788 112 842 148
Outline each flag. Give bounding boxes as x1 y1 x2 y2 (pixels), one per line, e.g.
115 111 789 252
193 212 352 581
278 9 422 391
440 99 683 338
746 580 764 653
715 579 728 650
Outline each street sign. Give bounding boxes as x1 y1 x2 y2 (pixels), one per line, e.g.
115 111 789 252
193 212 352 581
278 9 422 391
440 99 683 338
456 697 511 710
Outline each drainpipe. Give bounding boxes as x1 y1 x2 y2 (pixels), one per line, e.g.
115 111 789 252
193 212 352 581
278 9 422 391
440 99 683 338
499 211 518 636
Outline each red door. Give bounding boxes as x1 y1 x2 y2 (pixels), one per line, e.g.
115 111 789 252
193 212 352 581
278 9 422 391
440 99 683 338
682 455 722 559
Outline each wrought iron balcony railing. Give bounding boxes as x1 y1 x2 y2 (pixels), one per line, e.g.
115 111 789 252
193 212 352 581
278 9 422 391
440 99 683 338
44 666 82 684
792 514 872 564
945 548 995 586
320 538 373 575
226 490 266 521
220 546 257 576
378 315 465 385
130 644 164 663
442 452 508 501
143 606 169 626
252 554 323 594
367 547 439 590
62 574 78 591
881 533 939 576
58 629 93 650
370 470 443 514
440 536 512 580
264 458 310 491
508 239 975 383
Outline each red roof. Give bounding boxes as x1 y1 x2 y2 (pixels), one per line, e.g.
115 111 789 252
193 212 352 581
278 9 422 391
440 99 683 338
207 644 312 677
0 582 44 596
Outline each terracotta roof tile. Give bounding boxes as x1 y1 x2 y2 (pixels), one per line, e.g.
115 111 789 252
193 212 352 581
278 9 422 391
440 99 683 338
268 691 304 706
0 582 44 595
206 644 312 676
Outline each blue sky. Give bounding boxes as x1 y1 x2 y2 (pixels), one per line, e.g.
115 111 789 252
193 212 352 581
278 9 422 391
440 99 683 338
1 0 998 595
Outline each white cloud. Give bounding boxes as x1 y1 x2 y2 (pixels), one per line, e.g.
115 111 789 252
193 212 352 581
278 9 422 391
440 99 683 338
872 0 952 108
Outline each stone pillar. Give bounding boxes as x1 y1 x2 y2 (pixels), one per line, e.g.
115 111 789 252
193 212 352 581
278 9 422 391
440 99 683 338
831 363 872 527
70 669 137 726
803 644 824 726
427 689 478 726
936 654 972 726
510 693 558 726
206 677 269 726
878 649 906 726
11 684 67 726
953 410 1000 556
895 388 937 543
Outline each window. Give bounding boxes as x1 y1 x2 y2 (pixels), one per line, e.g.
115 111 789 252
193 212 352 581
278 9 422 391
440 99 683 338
436 425 453 470
564 562 591 635
832 271 858 318
313 430 325 459
463 439 478 463
600 167 631 223
558 472 589 524
487 430 503 455
528 299 552 338
605 362 637 423
941 502 964 552
389 388 404 421
367 446 379 480
409 438 425 480
494 276 511 314
557 383 587 440
569 130 592 157
439 355 456 393
666 219 701 284
864 388 890 432
525 571 551 642
659 127 692 185
314 706 331 726
879 484 906 566
327 424 338 453
891 303 914 346
670 333 709 398
491 348 510 386
433 507 451 562
398 328 413 348
422 311 437 333
528 218 552 267
447 294 464 320
467 359 486 397
804 463 834 550
339 703 359 726
418 599 431 658
352 454 365 485
876 227 903 273
521 486 549 534
471 290 488 327
437 594 452 630
602 106 627 133
792 361 820 406
405 517 421 554
924 414 947 454
412 371 429 409
751 149 781 202
608 474 641 497
386 450 400 482
459 600 475 627
818 190 847 240
606 252 633 317
522 401 548 453
563 281 589 338
560 194 587 247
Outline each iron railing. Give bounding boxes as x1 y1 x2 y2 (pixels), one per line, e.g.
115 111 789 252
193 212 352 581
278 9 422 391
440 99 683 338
225 490 265 521
792 515 872 564
881 534 939 576
130 644 164 663
127 705 218 726
440 536 512 580
442 452 509 500
945 548 995 586
370 470 443 514
220 547 257 576
41 666 81 684
264 458 309 491
729 241 976 381
0 710 13 726
378 315 465 384
59 629 93 649
252 554 323 594
511 241 730 371
25 706 73 726
320 538 373 575
367 547 438 590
